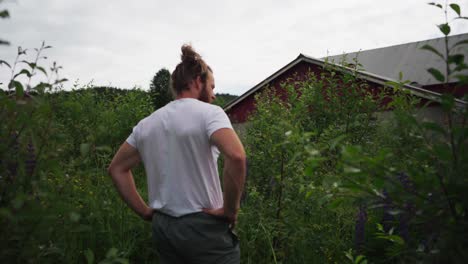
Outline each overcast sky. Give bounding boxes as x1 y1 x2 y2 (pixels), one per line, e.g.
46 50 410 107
1 0 467 95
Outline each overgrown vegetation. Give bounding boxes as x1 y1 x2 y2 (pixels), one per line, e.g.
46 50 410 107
0 1 467 263
238 2 468 263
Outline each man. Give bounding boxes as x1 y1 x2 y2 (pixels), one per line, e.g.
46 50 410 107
108 44 246 264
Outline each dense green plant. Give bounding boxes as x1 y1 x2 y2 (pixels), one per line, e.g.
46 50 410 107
302 1 468 263
213 93 238 107
1 42 71 262
240 61 386 262
0 43 157 263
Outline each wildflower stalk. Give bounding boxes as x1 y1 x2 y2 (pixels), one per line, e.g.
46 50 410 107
354 203 367 252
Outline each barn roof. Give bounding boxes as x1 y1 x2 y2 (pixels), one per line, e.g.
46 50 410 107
224 36 468 112
325 33 468 86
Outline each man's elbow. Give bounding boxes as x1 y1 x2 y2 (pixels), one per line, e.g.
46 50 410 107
107 163 117 178
228 150 247 166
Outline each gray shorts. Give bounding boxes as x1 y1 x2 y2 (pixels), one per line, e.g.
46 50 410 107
152 211 240 264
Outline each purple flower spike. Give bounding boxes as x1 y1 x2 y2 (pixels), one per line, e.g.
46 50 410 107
399 202 415 242
397 172 414 192
395 172 416 241
355 204 367 251
26 140 36 176
8 132 19 180
382 190 395 232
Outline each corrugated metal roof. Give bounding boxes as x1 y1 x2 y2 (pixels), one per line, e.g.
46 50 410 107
324 33 468 86
223 53 467 112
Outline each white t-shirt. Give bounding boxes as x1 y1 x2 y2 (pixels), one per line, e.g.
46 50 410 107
126 98 233 217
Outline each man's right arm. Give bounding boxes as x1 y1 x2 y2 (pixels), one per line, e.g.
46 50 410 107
206 128 246 223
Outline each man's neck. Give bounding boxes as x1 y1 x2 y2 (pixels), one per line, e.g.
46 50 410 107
176 90 198 100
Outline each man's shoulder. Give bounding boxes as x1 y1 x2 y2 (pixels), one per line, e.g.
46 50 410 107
187 98 220 109
178 99 224 115
134 108 162 128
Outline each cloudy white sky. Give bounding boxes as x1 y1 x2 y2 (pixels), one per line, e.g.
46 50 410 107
1 0 467 95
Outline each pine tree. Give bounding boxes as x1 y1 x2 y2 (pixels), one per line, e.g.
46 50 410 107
149 68 172 110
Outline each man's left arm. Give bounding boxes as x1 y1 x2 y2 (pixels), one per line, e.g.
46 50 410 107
108 142 153 221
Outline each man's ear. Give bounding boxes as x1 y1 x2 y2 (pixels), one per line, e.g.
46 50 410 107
187 77 200 92
194 76 203 92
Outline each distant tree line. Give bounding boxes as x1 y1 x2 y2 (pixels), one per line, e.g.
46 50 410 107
1 67 238 109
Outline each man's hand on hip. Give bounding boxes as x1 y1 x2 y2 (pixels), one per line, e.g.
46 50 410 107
202 207 237 225
141 207 155 222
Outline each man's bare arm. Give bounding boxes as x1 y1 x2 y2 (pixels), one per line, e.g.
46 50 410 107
108 142 153 221
205 128 246 222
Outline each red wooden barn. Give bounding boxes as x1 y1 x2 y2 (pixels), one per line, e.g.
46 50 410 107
224 34 468 129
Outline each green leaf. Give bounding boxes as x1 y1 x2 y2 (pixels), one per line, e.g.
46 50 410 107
12 195 25 209
14 81 24 97
0 10 9 18
13 69 32 79
377 223 384 232
440 94 455 111
372 188 386 198
36 66 48 76
69 212 81 222
385 80 402 90
330 134 347 149
453 63 468 72
344 249 354 261
427 68 445 82
318 193 333 206
428 2 443 9
438 23 451 36
433 143 451 161
54 78 68 84
451 39 468 49
448 54 464 65
420 44 444 59
398 71 403 81
328 198 344 209
114 258 129 264
21 61 36 70
455 203 464 216
355 255 365 264
84 249 94 264
80 143 91 156
0 208 13 221
449 4 461 17
106 248 118 258
0 39 10 45
304 163 314 176
421 121 446 136
0 59 11 68
17 47 27 55
344 166 361 174
95 145 112 153
34 82 51 94
9 81 24 97
386 235 405 245
454 74 468 84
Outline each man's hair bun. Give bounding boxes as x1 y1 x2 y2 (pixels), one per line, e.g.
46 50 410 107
171 44 212 96
181 44 201 63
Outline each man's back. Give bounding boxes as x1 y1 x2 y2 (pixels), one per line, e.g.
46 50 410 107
127 98 231 217
108 44 245 263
